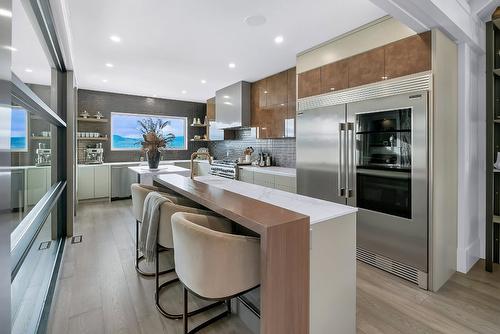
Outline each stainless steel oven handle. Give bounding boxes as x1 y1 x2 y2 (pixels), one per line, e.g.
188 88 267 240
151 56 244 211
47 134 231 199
338 123 345 197
346 122 354 198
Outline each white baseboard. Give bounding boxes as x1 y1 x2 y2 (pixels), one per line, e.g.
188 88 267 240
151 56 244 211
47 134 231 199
457 238 481 273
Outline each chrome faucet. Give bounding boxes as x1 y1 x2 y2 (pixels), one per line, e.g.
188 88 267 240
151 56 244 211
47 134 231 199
190 152 212 179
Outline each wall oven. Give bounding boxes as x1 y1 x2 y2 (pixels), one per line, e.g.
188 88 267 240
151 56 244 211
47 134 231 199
297 90 429 288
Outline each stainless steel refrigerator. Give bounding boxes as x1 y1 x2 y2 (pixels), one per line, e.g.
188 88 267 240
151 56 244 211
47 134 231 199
297 91 429 288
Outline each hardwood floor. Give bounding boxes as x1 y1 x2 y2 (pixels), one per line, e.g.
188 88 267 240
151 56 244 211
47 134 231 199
47 200 500 334
47 200 253 334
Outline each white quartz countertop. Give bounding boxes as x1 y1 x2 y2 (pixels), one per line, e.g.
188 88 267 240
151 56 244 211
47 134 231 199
194 175 357 224
128 164 190 175
239 165 296 177
77 159 191 167
0 165 50 170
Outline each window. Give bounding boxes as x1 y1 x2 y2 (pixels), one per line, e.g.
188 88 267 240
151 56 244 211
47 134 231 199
111 112 187 150
0 107 28 152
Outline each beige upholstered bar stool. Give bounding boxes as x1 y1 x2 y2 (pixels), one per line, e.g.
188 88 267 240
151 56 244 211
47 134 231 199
154 200 224 319
171 212 261 334
131 183 198 276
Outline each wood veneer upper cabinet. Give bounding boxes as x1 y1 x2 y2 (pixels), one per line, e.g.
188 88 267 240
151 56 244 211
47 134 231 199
287 67 296 104
259 104 286 139
206 97 215 121
348 46 385 87
266 70 288 106
320 59 349 93
287 67 297 137
298 68 321 98
250 79 267 128
384 31 431 79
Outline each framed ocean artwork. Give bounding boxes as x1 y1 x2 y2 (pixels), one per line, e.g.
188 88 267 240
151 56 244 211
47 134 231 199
111 112 187 151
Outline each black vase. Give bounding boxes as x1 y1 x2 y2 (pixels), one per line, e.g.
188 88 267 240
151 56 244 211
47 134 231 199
147 149 161 169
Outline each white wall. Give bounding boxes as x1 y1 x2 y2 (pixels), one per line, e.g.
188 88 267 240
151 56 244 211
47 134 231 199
457 42 485 272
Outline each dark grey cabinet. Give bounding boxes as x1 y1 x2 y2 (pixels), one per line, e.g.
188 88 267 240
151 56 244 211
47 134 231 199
111 166 137 199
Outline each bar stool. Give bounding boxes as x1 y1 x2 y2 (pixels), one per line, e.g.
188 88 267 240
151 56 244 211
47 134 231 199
171 212 261 334
155 200 224 319
131 183 198 276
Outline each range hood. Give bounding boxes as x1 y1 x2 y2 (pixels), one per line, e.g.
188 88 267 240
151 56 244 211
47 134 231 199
215 81 251 129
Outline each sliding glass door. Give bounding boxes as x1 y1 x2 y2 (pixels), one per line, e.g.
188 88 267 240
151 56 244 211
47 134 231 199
1 0 71 332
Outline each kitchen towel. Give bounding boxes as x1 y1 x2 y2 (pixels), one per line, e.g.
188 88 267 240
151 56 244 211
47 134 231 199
139 191 170 262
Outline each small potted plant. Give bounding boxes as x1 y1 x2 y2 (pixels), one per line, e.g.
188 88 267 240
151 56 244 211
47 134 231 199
138 118 175 169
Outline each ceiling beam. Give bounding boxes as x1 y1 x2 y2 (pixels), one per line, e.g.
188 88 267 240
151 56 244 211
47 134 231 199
471 0 500 20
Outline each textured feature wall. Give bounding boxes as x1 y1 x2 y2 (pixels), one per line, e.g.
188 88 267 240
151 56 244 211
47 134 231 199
77 89 207 163
208 128 296 167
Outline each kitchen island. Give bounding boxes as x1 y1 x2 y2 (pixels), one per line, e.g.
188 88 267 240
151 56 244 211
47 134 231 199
153 174 357 334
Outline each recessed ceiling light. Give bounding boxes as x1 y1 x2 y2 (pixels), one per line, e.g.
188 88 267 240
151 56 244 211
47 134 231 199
105 63 114 68
228 62 236 69
244 15 266 27
25 68 33 73
223 95 230 99
181 90 187 94
109 35 121 43
274 35 284 44
102 79 108 83
3 45 17 51
201 79 207 84
0 8 12 18
223 101 232 105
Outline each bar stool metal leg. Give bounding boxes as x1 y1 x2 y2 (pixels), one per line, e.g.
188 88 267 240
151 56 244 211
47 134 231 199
181 285 233 334
154 244 224 319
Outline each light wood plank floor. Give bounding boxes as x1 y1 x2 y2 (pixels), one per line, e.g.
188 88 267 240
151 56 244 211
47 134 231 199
47 200 500 334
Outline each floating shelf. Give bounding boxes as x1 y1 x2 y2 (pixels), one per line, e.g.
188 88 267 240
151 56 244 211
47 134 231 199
77 117 108 123
189 138 209 142
77 137 108 141
30 136 51 140
494 119 500 124
494 215 500 224
190 123 208 127
494 169 500 173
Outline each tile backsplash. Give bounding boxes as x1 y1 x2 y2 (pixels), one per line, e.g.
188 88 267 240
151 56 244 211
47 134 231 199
207 128 296 167
78 89 207 163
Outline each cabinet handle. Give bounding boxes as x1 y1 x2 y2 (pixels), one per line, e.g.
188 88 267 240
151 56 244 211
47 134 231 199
338 123 346 197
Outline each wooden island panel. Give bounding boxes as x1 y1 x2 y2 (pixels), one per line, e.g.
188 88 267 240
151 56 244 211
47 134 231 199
153 174 310 334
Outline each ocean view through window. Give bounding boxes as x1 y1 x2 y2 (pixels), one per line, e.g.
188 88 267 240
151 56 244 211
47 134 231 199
10 108 28 152
111 112 187 150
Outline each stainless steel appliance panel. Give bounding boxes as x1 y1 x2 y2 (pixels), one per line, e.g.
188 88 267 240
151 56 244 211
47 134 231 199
296 104 347 203
111 166 137 198
347 92 428 271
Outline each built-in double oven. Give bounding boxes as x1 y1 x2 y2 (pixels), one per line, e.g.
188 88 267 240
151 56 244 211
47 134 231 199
297 91 429 288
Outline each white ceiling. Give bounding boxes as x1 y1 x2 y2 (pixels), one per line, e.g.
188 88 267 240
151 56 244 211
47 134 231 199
52 0 385 102
11 0 52 86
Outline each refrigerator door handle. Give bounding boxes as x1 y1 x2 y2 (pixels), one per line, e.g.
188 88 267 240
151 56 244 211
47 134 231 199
338 123 346 197
346 122 354 198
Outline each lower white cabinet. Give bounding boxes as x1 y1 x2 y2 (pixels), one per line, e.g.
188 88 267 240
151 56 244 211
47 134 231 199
77 166 94 200
77 165 110 200
253 172 275 188
239 169 254 183
26 167 51 206
94 165 110 198
274 174 297 193
238 168 296 193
